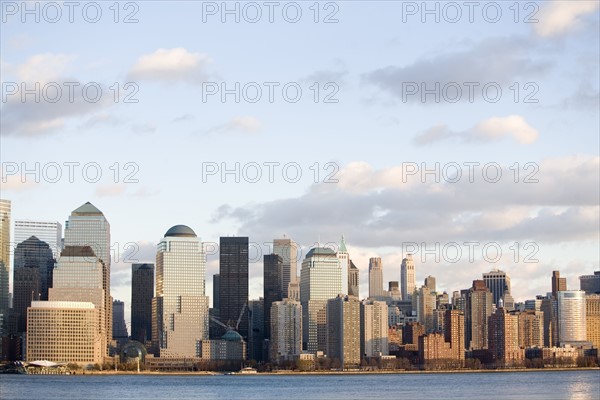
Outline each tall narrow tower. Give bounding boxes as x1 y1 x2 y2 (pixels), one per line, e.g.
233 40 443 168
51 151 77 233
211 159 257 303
219 237 249 340
368 257 384 298
401 254 416 301
0 199 11 317
336 236 349 295
153 225 208 357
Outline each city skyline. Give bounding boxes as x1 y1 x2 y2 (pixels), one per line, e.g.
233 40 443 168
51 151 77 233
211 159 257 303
1 198 599 326
2 1 599 330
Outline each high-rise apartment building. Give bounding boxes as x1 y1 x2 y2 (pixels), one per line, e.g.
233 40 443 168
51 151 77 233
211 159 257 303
13 237 54 333
444 309 465 361
368 257 383 298
300 247 342 352
63 202 112 353
515 310 544 349
488 307 523 365
557 290 587 345
152 225 209 357
0 199 11 317
273 238 298 298
336 236 350 295
263 254 283 341
219 237 249 340
483 269 511 306
327 295 360 369
401 254 415 301
14 220 62 258
270 298 302 363
131 263 154 344
360 300 388 358
465 280 493 350
585 294 600 349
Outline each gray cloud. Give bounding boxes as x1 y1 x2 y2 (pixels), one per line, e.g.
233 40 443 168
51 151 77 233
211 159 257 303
362 36 552 104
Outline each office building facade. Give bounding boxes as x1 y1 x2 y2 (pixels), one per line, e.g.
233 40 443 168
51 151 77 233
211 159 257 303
152 225 209 357
131 263 154 344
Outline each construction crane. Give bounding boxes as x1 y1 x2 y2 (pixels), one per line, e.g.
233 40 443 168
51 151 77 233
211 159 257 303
210 301 247 334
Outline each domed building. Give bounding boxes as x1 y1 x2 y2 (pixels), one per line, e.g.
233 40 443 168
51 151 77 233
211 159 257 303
153 225 209 358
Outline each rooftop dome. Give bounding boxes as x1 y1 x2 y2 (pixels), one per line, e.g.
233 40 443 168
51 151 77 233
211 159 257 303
221 330 243 342
164 225 197 238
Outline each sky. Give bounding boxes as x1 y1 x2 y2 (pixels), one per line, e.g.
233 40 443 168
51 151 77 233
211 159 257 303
1 0 599 326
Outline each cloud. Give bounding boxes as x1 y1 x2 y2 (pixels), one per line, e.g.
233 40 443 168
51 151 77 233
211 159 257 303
1 54 114 137
535 1 600 37
362 36 551 103
206 116 262 135
414 115 539 145
0 174 39 192
128 48 213 83
13 53 75 82
211 156 599 249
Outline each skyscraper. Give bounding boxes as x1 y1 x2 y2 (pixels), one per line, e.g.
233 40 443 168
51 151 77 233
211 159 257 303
552 270 567 296
112 299 128 339
49 245 108 355
219 237 249 340
483 269 511 306
152 225 209 357
348 260 359 297
400 254 415 301
336 236 350 295
516 310 544 349
263 254 283 341
248 298 265 362
368 257 383 298
63 202 112 353
424 275 436 292
273 238 298 298
14 220 62 258
327 295 360 369
212 273 220 311
488 307 523 365
270 298 302 363
300 247 342 352
465 280 493 350
557 290 586 345
414 285 436 332
585 294 600 349
131 263 154 344
579 271 600 294
13 237 55 333
444 309 465 361
360 299 388 358
0 199 11 317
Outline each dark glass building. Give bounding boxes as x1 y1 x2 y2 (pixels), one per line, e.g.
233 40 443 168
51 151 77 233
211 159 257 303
219 237 249 340
13 236 54 333
131 263 154 344
263 254 283 340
